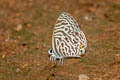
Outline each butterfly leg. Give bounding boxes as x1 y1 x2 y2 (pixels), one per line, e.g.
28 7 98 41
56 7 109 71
52 57 54 61
50 55 57 63
59 58 64 64
50 56 54 61
59 58 61 64
53 57 56 63
50 56 52 61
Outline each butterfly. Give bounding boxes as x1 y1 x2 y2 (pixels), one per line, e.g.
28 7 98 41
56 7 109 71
48 12 87 64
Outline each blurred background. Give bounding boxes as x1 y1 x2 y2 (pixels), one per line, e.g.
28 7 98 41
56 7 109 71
0 0 120 80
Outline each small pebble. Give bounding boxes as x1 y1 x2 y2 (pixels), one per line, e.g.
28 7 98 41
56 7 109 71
15 24 23 31
79 74 89 80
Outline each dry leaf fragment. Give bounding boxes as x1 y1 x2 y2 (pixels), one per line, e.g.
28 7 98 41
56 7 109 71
79 74 89 80
115 54 120 62
2 54 5 59
23 63 28 68
15 24 23 31
26 23 31 28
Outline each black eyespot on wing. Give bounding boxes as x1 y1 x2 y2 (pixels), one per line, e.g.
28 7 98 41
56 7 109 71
80 50 83 53
82 45 84 48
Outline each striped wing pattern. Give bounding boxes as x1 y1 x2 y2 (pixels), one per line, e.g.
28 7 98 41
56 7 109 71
48 12 87 63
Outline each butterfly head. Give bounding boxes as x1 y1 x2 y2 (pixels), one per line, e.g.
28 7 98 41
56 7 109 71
48 49 56 57
48 49 53 55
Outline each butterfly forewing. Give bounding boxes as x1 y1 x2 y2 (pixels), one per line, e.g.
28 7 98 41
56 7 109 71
52 12 87 58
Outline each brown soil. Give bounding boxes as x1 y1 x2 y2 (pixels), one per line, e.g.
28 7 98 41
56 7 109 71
0 0 120 80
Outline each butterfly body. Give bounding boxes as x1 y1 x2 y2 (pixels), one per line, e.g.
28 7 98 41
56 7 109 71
48 12 87 63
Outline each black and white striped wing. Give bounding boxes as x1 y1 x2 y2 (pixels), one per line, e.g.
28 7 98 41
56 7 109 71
52 12 87 57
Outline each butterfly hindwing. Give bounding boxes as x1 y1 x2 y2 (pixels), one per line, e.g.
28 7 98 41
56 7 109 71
52 12 87 57
49 12 87 63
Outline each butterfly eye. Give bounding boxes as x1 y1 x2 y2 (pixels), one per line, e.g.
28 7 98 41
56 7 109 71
50 49 52 53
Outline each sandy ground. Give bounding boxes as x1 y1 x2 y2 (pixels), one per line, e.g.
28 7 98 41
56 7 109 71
0 0 120 80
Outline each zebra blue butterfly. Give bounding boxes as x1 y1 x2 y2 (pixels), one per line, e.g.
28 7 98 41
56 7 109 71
48 12 87 64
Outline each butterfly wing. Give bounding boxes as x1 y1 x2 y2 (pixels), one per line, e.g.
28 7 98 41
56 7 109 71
52 12 87 57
